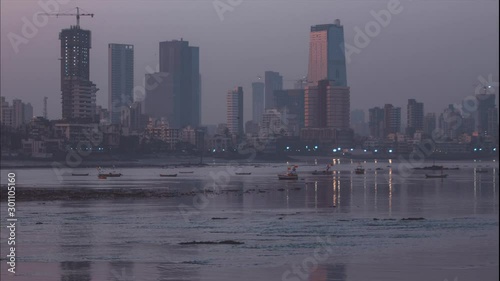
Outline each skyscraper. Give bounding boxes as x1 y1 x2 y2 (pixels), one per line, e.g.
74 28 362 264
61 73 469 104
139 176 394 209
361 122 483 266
59 25 97 122
304 79 350 130
475 93 496 136
384 104 401 136
307 19 347 86
406 99 424 136
369 107 385 139
144 72 174 124
226 87 244 136
159 39 200 128
252 82 265 123
423 113 436 136
303 19 350 137
264 71 283 109
108 43 134 124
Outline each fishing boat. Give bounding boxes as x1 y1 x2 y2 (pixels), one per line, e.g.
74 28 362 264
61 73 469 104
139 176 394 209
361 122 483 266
355 163 365 174
235 172 252 175
71 173 89 176
278 165 299 180
97 167 122 177
160 174 178 177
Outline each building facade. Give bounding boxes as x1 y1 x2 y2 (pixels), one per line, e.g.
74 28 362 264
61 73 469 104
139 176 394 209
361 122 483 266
226 87 244 136
252 81 265 123
159 39 201 128
264 71 283 109
108 43 134 124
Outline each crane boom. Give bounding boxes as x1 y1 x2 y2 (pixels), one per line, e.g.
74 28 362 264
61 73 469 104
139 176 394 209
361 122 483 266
42 7 94 27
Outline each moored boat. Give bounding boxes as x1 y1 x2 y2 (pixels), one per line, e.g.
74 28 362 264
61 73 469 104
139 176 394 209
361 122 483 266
425 173 448 178
235 172 252 175
160 174 178 177
355 163 365 174
71 173 89 176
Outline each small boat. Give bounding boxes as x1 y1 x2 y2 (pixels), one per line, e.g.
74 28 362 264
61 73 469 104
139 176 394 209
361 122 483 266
311 170 333 175
355 163 365 174
179 171 194 174
98 173 122 177
279 165 298 180
98 175 107 179
71 173 89 176
97 167 122 177
278 174 299 180
425 174 448 178
160 174 178 177
235 172 252 175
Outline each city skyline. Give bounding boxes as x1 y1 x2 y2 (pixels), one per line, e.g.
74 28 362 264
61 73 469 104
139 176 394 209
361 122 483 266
1 1 498 125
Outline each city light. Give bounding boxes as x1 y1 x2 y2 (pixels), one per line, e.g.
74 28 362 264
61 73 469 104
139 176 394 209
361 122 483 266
374 149 378 153
314 145 318 149
333 149 337 152
389 149 393 153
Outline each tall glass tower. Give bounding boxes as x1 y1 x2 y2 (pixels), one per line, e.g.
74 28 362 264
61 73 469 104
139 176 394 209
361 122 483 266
307 19 347 87
108 43 134 124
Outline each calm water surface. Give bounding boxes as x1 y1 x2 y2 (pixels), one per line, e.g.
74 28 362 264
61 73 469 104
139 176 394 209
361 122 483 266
1 160 498 280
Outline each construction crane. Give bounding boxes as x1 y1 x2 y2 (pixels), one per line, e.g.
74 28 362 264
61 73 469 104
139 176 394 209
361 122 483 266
42 7 94 28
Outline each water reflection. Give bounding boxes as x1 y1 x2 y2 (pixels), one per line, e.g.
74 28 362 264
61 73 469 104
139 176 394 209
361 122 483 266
60 261 91 281
308 263 347 281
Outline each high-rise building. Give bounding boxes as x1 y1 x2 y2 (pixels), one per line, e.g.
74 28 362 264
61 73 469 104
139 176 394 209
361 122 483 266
108 43 134 124
1 97 13 127
144 72 174 125
274 89 305 136
24 103 33 123
368 107 385 139
307 19 347 86
406 99 424 136
305 80 329 128
351 109 368 136
304 80 349 130
439 104 462 140
384 104 401 136
226 87 244 136
12 99 24 128
264 71 283 109
475 93 496 136
252 82 265 123
423 113 436 136
159 39 200 128
59 25 97 122
487 107 499 140
326 86 350 129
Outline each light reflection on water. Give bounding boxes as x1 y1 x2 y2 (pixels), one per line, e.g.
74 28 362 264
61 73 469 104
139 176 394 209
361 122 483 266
0 161 498 280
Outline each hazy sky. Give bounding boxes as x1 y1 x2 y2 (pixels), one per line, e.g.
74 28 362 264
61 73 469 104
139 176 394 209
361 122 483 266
1 0 498 125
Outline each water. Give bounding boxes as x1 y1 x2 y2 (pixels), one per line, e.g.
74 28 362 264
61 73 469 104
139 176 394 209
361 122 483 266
1 160 498 280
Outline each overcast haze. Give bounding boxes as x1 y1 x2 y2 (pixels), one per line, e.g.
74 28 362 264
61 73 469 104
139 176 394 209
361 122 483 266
1 0 498 124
